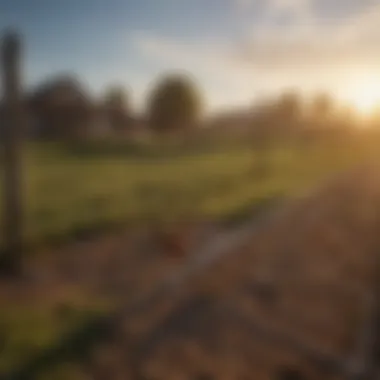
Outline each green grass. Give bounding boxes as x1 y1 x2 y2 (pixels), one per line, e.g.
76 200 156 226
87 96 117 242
0 137 374 249
0 302 108 376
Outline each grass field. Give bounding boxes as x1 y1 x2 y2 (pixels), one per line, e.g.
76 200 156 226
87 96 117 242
0 136 375 249
0 135 379 379
0 303 108 377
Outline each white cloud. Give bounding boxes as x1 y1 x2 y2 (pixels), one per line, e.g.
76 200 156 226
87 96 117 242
232 0 312 19
131 32 258 109
239 0 380 68
131 1 380 109
268 0 312 18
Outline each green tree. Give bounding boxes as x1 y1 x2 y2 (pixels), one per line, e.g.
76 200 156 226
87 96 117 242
104 85 129 111
147 73 203 133
103 85 131 131
28 74 94 139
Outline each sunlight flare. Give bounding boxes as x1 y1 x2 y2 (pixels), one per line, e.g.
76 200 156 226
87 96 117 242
346 80 380 114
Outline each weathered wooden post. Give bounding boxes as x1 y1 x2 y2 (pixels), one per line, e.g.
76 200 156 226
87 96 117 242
0 30 24 274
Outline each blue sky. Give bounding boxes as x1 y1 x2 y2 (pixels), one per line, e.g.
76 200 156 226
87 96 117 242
1 0 380 111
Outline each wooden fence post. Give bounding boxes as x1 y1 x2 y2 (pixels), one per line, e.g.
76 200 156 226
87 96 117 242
0 30 24 274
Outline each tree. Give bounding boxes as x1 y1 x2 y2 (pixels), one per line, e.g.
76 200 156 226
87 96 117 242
311 93 334 120
28 74 94 139
275 91 302 122
103 85 131 132
259 91 303 141
104 85 129 111
147 73 203 133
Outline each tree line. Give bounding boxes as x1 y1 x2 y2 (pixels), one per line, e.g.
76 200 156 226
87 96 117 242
1 68 372 141
7 72 202 140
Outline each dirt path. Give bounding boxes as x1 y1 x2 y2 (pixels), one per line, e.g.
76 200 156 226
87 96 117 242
113 165 380 380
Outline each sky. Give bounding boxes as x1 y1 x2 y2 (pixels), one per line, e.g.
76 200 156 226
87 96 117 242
1 0 380 112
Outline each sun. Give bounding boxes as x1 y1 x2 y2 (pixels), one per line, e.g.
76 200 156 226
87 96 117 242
346 80 380 114
354 89 380 113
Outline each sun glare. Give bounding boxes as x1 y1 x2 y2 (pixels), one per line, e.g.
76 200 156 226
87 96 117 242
346 81 380 115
